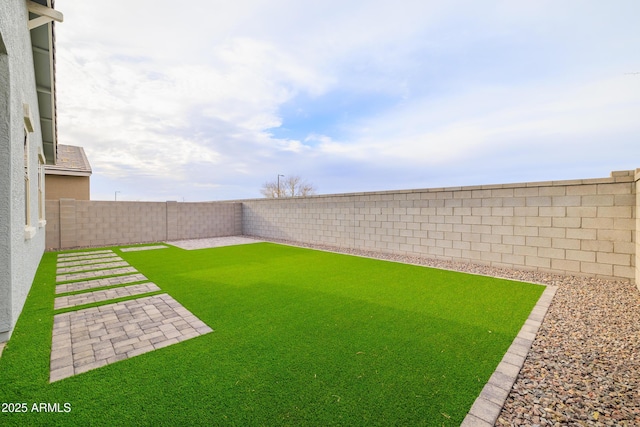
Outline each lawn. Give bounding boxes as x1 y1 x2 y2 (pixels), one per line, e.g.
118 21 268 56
0 242 544 426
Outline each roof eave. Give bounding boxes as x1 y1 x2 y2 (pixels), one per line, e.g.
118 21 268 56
29 0 63 165
44 168 92 177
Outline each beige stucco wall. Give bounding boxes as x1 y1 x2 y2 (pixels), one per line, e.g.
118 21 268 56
45 175 90 200
243 170 637 283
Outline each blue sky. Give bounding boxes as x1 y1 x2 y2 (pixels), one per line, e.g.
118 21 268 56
55 0 640 201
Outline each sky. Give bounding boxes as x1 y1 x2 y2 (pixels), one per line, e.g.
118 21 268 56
54 0 640 201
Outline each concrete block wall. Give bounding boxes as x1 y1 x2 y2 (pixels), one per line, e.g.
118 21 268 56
45 200 242 250
45 170 637 284
243 170 637 283
45 199 60 250
177 202 242 239
636 169 640 290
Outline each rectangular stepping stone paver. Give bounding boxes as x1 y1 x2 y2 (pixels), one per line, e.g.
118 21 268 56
56 273 149 294
54 283 162 309
120 245 169 252
58 253 119 260
57 255 122 268
57 261 129 274
50 294 213 382
58 250 114 259
57 267 138 283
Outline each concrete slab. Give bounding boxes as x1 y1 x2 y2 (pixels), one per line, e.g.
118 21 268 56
167 236 262 250
120 245 169 252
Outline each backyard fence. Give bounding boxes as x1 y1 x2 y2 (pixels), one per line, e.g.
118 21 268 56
241 169 639 285
46 169 639 286
45 200 242 250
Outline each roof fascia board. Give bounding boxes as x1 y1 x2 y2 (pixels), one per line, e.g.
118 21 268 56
44 168 92 177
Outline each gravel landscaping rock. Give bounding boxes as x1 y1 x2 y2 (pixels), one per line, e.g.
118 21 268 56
253 237 640 426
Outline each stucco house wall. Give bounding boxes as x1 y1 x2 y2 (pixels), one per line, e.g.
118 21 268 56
0 1 49 342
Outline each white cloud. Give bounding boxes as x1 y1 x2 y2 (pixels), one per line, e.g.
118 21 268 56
54 0 640 200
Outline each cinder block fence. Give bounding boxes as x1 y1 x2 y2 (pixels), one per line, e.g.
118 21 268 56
46 169 639 286
45 200 242 249
242 169 639 285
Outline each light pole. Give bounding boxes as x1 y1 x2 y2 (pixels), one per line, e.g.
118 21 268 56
115 191 121 201
277 174 284 198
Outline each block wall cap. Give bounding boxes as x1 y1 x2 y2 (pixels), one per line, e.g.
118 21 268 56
613 175 635 183
220 169 640 203
610 170 634 177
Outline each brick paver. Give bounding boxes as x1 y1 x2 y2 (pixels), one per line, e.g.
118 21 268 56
57 260 129 274
56 273 149 294
58 250 114 259
57 255 122 268
56 267 138 283
50 294 213 382
54 283 162 309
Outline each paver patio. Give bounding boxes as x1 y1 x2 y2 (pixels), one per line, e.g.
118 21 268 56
50 294 213 382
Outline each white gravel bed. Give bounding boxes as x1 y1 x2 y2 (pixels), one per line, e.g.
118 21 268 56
251 236 640 426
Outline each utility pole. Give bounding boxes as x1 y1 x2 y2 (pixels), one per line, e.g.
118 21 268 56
277 174 284 198
115 191 121 201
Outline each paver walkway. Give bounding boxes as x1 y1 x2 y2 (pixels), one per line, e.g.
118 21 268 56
51 248 212 382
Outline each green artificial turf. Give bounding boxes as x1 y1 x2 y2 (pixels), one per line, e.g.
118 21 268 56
0 243 544 426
